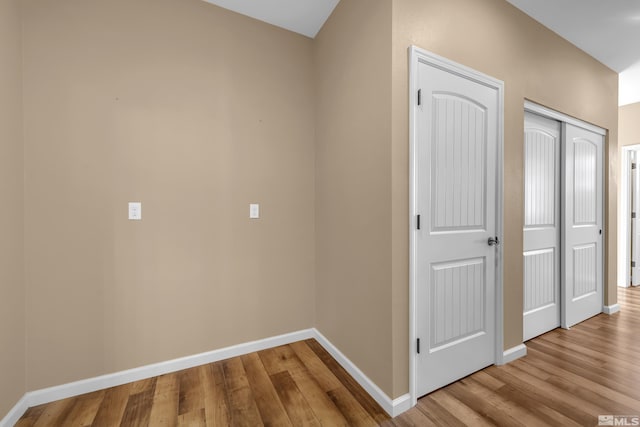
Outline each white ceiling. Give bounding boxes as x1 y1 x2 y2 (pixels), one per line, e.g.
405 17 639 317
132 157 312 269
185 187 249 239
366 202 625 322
506 0 640 106
203 0 640 106
202 0 339 39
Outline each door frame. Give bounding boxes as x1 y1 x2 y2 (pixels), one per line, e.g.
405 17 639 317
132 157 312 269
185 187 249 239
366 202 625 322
619 144 640 288
408 46 504 407
523 101 607 326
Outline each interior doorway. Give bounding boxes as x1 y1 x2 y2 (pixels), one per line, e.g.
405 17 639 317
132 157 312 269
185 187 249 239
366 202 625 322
619 144 640 288
523 102 605 341
409 46 504 404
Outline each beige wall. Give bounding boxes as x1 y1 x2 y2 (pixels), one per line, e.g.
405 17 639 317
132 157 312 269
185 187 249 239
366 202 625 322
314 0 394 396
3 0 620 412
391 0 619 397
620 103 640 146
0 0 26 416
22 0 316 390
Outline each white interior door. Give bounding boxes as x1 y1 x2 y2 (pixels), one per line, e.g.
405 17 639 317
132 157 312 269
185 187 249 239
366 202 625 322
631 151 640 286
523 112 561 341
562 123 603 328
415 56 500 397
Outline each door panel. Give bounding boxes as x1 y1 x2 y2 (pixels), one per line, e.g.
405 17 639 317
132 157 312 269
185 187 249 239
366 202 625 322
416 59 499 397
573 140 598 224
523 112 560 341
431 258 485 349
573 244 597 297
524 249 555 310
431 94 486 231
562 123 603 328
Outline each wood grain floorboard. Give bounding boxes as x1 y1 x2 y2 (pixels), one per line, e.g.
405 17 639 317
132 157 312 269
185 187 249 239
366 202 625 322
91 384 133 427
269 370 321 427
147 374 179 427
390 287 640 426
31 398 74 427
261 345 350 426
305 338 390 424
119 379 156 427
240 353 291 427
14 405 46 427
17 287 640 426
60 390 105 427
199 363 231 427
414 395 467 427
220 357 263 426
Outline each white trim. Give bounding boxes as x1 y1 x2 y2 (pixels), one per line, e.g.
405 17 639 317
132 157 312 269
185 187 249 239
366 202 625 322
391 394 412 417
408 45 505 405
0 395 29 427
524 100 607 136
1 328 408 422
495 59 506 368
312 329 409 416
604 304 621 315
7 329 314 417
408 44 419 409
499 344 527 365
618 144 640 288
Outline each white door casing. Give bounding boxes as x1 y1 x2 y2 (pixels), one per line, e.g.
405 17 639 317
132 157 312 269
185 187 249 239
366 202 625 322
562 123 604 328
632 151 640 286
618 145 640 288
523 112 561 341
410 47 503 399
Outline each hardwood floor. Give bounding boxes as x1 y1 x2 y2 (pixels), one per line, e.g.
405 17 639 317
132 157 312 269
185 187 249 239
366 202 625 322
16 339 389 426
17 287 640 426
390 286 640 426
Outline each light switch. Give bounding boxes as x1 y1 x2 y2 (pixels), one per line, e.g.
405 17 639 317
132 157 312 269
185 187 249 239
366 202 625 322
249 203 260 219
128 202 142 220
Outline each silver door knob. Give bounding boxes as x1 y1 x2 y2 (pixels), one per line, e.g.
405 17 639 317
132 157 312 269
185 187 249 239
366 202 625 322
488 236 499 246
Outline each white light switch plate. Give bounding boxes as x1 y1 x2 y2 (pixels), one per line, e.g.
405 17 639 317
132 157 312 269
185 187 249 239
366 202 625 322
128 202 142 220
249 203 260 219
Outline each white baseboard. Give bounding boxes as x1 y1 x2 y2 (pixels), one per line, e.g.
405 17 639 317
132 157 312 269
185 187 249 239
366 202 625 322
27 329 315 407
499 343 527 365
390 393 412 417
604 304 621 315
0 394 29 427
311 328 409 417
1 327 408 423
1 329 315 425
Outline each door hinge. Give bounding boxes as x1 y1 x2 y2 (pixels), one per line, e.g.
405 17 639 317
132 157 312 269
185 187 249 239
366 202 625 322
417 89 421 106
417 338 420 354
633 163 637 169
633 212 637 219
632 261 636 268
417 214 421 230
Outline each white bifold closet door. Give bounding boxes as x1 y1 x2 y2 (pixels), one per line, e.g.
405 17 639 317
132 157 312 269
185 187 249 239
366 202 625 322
523 112 561 341
562 123 604 328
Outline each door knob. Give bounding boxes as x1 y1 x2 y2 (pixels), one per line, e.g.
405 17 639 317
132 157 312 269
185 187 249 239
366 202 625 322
488 236 499 246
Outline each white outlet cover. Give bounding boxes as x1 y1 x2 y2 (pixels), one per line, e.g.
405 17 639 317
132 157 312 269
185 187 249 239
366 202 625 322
128 202 142 220
249 204 260 219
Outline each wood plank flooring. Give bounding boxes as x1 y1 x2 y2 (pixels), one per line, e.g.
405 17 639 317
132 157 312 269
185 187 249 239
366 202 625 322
18 286 640 426
16 339 389 426
389 286 640 426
